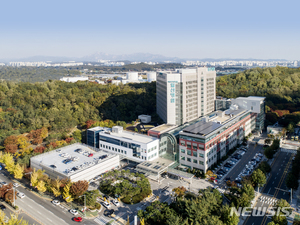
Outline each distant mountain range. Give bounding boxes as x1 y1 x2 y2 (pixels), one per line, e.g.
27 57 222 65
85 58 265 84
0 52 289 63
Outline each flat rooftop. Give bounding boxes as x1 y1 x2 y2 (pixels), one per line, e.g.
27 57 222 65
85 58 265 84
137 157 174 174
149 124 177 133
101 129 158 144
182 108 248 136
236 96 265 101
31 143 116 176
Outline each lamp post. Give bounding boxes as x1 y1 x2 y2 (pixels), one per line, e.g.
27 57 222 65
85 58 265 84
79 195 86 218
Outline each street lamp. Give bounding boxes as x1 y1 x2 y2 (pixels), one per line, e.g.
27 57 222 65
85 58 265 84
79 195 86 218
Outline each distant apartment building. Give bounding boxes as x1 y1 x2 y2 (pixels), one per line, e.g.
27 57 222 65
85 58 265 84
156 67 216 125
60 77 89 83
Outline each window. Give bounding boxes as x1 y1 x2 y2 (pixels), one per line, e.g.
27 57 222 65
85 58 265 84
112 147 114 151
118 149 120 152
180 140 185 146
199 161 204 165
192 143 197 149
193 151 197 157
187 143 191 148
125 151 127 154
199 153 204 158
121 150 123 153
187 150 191 156
100 144 102 147
181 156 185 161
193 159 197 164
181 149 185 153
187 158 191 162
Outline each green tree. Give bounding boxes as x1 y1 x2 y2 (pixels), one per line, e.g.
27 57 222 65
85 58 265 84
72 130 82 142
251 169 266 187
286 173 299 190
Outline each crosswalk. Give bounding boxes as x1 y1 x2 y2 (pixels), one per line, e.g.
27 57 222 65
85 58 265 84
259 196 279 205
94 216 116 225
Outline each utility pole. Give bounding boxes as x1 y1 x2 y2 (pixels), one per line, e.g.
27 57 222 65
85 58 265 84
80 195 86 217
291 188 292 205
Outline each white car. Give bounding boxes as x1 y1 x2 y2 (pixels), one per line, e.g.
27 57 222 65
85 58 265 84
102 202 111 209
17 192 25 198
52 200 60 206
112 199 120 206
13 183 19 187
70 209 78 215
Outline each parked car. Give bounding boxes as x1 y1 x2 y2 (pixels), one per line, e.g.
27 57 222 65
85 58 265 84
0 204 6 210
104 209 115 217
112 199 120 206
70 209 78 215
13 183 19 187
102 202 111 209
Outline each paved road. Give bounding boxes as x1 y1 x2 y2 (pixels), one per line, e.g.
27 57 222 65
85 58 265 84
0 171 97 225
0 200 41 225
244 151 293 225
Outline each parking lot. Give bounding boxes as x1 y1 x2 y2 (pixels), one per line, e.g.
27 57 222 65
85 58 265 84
214 142 263 187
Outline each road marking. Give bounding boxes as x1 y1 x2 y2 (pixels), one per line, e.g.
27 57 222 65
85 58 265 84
267 188 271 194
47 218 53 222
37 211 42 214
27 205 33 208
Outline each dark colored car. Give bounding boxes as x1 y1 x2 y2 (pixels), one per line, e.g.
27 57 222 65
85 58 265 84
0 204 6 210
104 209 115 217
73 217 83 222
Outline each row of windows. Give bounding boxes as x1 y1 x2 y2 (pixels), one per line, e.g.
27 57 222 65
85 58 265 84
180 156 204 165
100 144 127 155
181 149 204 158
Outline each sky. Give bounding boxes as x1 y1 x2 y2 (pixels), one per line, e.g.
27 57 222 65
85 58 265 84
0 0 300 60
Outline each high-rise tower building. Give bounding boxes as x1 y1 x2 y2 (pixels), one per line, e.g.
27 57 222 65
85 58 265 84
156 67 216 125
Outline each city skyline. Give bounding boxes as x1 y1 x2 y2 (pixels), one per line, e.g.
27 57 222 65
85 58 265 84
1 0 300 60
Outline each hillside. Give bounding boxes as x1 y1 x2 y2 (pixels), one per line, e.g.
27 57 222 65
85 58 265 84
216 66 300 126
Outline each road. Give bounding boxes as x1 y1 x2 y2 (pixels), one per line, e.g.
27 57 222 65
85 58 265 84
0 171 97 225
0 199 41 225
244 151 293 225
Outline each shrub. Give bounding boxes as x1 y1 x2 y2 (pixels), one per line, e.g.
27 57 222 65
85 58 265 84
94 202 101 210
132 194 144 204
122 196 131 204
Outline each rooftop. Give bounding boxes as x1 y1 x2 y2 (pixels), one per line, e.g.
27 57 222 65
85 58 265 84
236 96 266 101
101 129 158 144
181 108 248 137
31 143 116 176
149 124 177 133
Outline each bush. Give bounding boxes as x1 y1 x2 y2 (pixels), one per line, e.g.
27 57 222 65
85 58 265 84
94 202 101 210
132 194 144 204
121 196 131 204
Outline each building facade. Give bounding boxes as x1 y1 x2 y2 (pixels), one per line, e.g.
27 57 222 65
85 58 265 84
96 126 159 162
178 107 253 172
156 67 216 125
231 96 265 133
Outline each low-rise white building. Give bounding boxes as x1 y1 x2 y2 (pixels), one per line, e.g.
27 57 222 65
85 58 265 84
99 126 159 162
30 143 119 182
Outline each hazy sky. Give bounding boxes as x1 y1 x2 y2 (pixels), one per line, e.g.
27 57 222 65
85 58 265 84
1 0 299 60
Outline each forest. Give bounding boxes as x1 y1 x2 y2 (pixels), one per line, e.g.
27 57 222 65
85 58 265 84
0 80 157 145
216 66 300 126
0 67 81 82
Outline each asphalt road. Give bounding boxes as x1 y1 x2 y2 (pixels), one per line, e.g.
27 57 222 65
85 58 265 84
0 171 97 225
244 151 293 225
0 199 41 225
